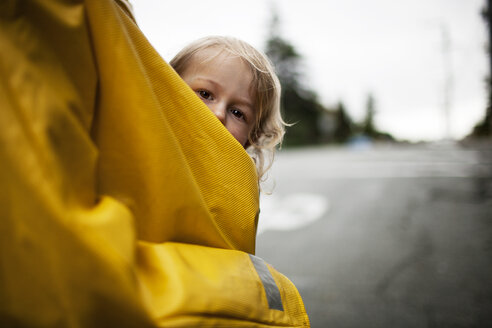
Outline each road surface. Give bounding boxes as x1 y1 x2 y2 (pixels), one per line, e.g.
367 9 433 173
256 141 492 327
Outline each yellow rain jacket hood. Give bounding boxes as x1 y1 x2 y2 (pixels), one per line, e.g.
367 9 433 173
0 0 309 326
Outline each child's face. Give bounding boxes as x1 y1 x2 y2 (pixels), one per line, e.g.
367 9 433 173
180 48 256 147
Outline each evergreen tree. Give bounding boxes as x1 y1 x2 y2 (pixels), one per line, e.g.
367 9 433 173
471 0 492 137
265 12 323 146
333 102 353 143
265 13 301 90
362 94 377 137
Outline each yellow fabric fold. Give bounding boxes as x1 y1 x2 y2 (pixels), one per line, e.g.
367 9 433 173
86 0 259 253
137 242 309 327
0 0 309 326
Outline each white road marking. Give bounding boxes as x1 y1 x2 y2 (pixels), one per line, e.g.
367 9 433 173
257 193 329 235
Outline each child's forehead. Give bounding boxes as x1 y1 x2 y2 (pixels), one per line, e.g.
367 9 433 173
190 47 245 69
183 47 257 98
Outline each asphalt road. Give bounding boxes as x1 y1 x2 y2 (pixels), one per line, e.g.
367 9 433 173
256 141 492 328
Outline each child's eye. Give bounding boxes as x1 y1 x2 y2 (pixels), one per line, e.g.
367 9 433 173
230 108 245 120
197 90 212 100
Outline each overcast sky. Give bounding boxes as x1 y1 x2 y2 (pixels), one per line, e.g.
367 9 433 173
133 0 488 142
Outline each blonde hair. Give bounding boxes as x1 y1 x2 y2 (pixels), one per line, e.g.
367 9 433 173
170 36 286 182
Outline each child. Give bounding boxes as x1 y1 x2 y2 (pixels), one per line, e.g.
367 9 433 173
170 36 286 181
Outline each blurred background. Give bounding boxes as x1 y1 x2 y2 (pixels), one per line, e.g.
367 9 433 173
134 1 492 326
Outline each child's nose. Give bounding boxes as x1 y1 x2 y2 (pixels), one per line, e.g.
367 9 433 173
210 103 226 125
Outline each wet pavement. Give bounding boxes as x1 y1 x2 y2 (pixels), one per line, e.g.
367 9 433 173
256 141 492 327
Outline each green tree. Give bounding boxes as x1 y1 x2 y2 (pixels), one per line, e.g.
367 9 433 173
265 12 323 146
358 94 395 142
362 94 377 137
333 102 353 143
265 14 301 90
471 0 492 137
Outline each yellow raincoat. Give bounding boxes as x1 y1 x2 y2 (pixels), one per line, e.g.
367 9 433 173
0 0 309 326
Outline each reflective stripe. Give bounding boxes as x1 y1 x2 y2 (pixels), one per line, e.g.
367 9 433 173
249 254 284 311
